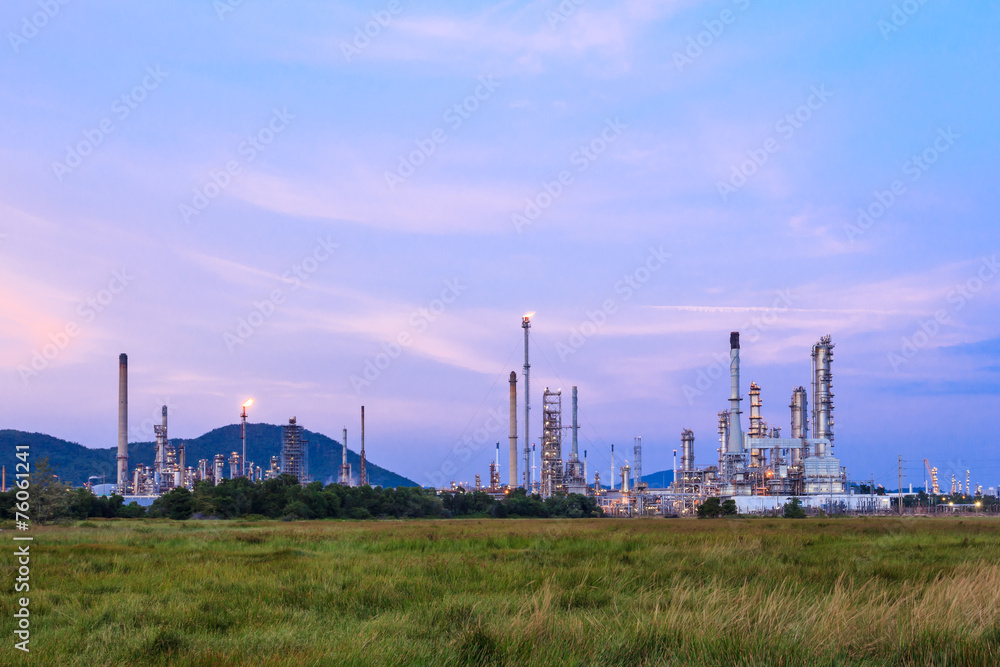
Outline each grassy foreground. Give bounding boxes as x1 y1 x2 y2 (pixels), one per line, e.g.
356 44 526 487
2 518 999 666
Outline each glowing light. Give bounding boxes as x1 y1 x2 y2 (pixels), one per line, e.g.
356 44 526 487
524 311 535 320
242 398 254 408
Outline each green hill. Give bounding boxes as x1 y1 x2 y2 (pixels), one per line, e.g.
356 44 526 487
0 425 418 488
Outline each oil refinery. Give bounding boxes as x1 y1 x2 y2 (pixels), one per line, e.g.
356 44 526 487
107 353 374 503
106 319 965 515
453 318 897 516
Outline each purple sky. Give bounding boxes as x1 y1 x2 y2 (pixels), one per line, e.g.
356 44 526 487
2 1 998 490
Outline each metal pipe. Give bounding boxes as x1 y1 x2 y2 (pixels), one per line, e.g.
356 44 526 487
509 371 518 488
610 443 615 491
522 315 531 489
360 406 367 486
571 386 579 461
673 448 677 491
117 353 129 494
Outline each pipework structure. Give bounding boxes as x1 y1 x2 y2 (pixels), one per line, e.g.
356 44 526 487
540 388 564 498
665 331 846 512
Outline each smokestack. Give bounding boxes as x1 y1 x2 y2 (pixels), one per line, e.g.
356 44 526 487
610 443 615 491
583 449 588 485
342 428 348 468
178 442 186 489
727 333 744 454
571 386 579 461
508 371 518 488
117 353 129 494
359 406 367 486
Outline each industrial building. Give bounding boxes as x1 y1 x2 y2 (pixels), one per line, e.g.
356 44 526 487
106 353 336 502
448 323 892 516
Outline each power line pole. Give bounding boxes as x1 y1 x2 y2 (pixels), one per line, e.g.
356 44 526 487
898 455 903 516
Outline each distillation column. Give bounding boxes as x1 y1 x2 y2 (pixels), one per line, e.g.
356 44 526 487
811 336 835 456
789 387 808 466
727 333 744 455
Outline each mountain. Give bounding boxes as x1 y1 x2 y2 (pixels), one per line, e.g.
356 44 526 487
0 425 419 488
641 470 675 488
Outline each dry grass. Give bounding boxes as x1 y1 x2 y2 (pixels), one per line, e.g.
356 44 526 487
1 517 998 665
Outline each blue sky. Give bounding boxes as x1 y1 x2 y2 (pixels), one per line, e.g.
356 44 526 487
2 0 998 490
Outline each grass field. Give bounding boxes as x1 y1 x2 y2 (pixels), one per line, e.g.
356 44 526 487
2 517 999 666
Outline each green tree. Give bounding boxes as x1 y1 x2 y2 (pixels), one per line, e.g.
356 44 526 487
29 457 70 523
697 497 723 518
783 497 807 519
150 487 193 520
721 499 738 516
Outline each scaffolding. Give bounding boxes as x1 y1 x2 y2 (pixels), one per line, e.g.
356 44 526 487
540 388 564 498
281 417 310 484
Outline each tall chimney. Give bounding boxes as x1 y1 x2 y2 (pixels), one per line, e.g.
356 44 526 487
508 371 518 488
359 406 367 486
117 354 129 494
571 386 579 461
178 442 186 488
727 332 744 454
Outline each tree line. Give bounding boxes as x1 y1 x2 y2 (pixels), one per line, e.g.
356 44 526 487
0 458 603 522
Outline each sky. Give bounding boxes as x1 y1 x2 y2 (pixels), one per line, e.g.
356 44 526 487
2 0 998 490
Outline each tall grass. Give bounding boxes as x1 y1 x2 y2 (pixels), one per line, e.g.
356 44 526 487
1 518 998 665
